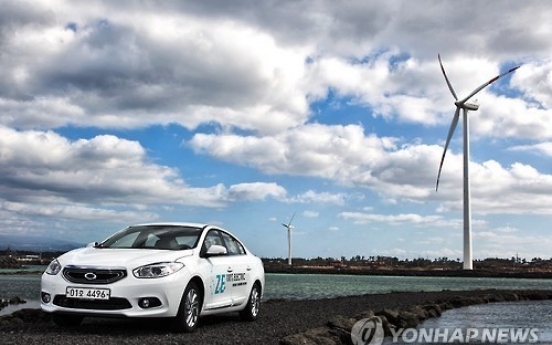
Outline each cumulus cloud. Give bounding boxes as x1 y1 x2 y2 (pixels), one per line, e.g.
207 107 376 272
1 0 550 139
225 182 287 202
509 142 552 157
0 126 287 209
2 0 552 258
339 212 451 226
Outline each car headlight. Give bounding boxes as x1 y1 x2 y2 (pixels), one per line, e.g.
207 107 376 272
133 262 184 278
45 259 62 275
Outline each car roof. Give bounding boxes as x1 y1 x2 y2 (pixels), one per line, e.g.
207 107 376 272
128 222 210 229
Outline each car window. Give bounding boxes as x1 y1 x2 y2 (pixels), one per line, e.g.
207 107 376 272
174 234 197 249
101 225 202 249
144 234 160 248
108 231 140 248
203 230 224 251
220 232 245 255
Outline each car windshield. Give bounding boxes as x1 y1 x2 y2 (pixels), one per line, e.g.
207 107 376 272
99 225 203 250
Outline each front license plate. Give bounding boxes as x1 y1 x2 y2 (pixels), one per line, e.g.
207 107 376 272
66 287 111 300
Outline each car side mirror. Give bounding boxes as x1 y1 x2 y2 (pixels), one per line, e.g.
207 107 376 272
86 242 97 248
205 244 227 257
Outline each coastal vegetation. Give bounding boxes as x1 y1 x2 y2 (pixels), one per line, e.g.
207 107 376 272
3 248 552 275
263 256 552 277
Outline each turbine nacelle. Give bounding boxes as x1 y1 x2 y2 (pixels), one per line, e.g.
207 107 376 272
456 102 479 111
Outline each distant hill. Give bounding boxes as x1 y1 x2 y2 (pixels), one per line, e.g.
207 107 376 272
0 233 84 252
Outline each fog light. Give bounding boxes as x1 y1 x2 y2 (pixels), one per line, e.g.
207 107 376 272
140 299 150 308
139 297 161 309
41 292 51 304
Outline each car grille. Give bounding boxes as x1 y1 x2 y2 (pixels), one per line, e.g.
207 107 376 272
53 295 132 310
63 266 127 285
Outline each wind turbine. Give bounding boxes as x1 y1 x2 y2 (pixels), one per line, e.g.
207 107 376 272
281 212 296 266
436 54 520 270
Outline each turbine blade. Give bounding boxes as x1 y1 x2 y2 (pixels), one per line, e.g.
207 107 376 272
436 108 461 191
287 212 296 227
459 64 521 104
438 54 458 101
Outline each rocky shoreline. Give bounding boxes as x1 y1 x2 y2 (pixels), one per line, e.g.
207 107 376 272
0 290 551 345
264 265 552 279
0 296 27 312
281 290 552 345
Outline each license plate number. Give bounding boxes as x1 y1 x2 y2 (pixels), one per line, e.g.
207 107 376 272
66 287 110 300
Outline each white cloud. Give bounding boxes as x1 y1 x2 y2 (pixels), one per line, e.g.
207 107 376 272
0 126 286 208
338 212 451 226
190 123 397 180
288 190 347 205
302 210 319 218
509 142 552 157
1 201 157 223
1 1 552 259
226 182 287 202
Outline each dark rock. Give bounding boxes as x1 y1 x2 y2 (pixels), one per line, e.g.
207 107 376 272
354 310 375 320
449 296 485 307
327 315 359 345
487 294 505 303
280 327 340 345
9 296 26 305
375 308 400 325
526 292 548 300
377 315 397 337
394 311 421 329
327 315 357 332
0 315 24 330
407 305 429 320
11 309 50 323
422 304 442 318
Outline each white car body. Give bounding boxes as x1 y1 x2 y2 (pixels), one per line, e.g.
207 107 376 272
41 223 265 331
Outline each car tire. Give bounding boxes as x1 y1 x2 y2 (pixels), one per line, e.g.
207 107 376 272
52 314 84 327
172 281 202 333
240 283 261 321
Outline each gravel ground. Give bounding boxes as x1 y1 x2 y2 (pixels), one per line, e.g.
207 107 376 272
0 290 541 345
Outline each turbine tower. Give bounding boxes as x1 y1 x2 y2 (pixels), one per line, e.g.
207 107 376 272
281 212 296 266
436 54 520 270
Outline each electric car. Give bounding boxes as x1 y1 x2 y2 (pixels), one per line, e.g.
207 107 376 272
41 223 265 332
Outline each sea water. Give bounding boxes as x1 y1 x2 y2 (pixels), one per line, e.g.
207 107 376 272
3 272 552 302
382 300 552 344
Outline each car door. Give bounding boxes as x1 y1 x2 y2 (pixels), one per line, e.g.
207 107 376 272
219 231 251 306
200 229 234 310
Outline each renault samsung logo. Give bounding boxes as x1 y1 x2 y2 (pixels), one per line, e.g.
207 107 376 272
84 272 97 281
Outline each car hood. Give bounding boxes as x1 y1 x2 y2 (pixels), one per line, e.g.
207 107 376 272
57 247 194 268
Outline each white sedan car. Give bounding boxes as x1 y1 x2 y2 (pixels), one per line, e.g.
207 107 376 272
41 223 265 332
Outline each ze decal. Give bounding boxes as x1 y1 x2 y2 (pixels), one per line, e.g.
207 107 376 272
215 274 226 294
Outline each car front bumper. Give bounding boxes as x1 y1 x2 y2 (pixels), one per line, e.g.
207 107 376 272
41 270 191 318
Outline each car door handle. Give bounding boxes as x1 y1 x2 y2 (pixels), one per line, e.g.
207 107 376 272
227 267 233 273
246 266 252 271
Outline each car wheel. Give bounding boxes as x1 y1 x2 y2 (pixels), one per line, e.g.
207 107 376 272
172 281 202 333
52 314 84 327
240 283 261 321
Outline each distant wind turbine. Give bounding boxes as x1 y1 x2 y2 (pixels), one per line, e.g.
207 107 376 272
435 54 520 270
281 212 296 266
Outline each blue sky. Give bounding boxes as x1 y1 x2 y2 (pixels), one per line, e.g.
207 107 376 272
1 1 552 261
